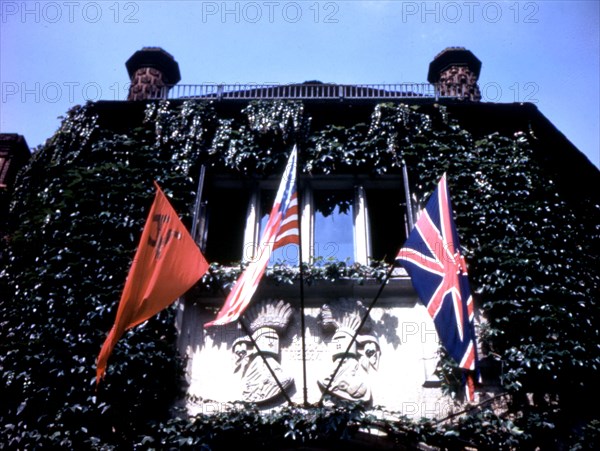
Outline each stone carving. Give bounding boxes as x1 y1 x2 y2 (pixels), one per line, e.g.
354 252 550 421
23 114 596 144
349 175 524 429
233 300 294 404
317 302 381 404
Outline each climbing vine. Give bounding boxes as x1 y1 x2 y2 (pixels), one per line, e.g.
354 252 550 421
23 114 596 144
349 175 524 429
1 98 598 449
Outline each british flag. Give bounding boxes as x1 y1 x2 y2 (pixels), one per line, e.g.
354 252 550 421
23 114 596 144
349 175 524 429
396 174 478 399
205 146 299 327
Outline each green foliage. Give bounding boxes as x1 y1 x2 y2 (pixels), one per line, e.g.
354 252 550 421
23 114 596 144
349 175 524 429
199 258 391 293
304 103 436 175
145 99 308 176
1 99 598 449
141 402 369 449
1 104 193 448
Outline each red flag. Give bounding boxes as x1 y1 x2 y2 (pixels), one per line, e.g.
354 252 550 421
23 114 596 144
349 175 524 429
204 146 298 327
96 182 209 383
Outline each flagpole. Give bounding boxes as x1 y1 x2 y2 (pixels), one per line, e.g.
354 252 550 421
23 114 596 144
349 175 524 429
176 164 207 346
296 148 309 407
402 160 415 231
318 263 396 406
191 164 207 244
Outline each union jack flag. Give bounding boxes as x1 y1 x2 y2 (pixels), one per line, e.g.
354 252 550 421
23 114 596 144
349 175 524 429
205 146 299 327
396 174 478 400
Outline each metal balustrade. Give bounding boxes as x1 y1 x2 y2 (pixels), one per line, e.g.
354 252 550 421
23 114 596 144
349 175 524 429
147 83 464 101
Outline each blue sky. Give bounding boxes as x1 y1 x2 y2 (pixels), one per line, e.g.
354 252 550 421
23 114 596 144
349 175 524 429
1 1 598 168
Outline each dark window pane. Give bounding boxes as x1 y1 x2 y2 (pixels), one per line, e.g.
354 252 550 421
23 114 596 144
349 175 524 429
204 187 248 264
367 189 406 263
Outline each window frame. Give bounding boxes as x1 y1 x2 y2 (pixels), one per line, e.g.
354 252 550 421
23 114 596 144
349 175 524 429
240 175 407 266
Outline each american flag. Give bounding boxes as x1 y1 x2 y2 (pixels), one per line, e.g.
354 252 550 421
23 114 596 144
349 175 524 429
205 146 299 327
396 174 478 400
272 192 299 250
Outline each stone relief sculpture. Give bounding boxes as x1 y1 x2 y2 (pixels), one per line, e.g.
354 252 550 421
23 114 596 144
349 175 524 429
317 301 381 404
232 300 294 404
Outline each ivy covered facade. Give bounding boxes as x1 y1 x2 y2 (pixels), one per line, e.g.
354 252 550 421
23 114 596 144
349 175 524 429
1 48 599 449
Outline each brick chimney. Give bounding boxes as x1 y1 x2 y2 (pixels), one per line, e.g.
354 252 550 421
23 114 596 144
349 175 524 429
1 134 30 250
427 47 482 102
0 134 30 191
126 47 181 101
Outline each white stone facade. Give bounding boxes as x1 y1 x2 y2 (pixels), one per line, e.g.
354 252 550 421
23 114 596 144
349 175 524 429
177 277 456 419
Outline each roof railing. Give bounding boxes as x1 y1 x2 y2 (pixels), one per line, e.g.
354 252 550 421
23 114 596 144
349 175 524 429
148 83 464 101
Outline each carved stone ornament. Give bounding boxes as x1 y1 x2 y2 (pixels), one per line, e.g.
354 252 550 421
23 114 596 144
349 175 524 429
317 301 381 404
233 300 294 404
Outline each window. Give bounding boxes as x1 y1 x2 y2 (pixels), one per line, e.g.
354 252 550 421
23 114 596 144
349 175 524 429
201 175 409 267
313 189 354 263
202 183 250 264
365 187 407 262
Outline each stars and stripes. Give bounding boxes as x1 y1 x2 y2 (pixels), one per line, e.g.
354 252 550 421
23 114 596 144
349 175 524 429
396 174 478 400
272 191 299 249
204 146 299 327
